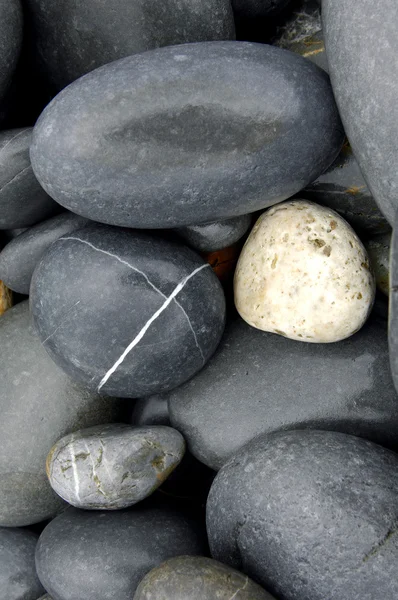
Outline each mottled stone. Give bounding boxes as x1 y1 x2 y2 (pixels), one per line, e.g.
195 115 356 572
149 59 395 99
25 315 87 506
0 0 23 102
168 315 398 470
26 0 235 90
0 212 89 294
365 232 391 297
31 42 344 229
207 430 398 600
234 200 375 343
323 0 398 225
0 280 12 315
47 424 185 509
0 528 44 599
35 507 207 600
175 215 252 253
134 556 275 600
0 128 60 229
0 301 121 527
232 0 290 19
31 224 225 398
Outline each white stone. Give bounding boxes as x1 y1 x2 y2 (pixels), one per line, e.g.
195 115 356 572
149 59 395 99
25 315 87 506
234 199 375 343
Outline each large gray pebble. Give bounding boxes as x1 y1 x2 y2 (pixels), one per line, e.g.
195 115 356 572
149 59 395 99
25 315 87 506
0 528 44 599
168 315 398 470
0 302 121 527
0 0 22 102
207 430 398 600
175 215 252 252
30 42 344 229
35 507 207 600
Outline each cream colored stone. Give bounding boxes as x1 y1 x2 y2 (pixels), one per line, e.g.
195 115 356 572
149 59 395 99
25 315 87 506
234 199 375 343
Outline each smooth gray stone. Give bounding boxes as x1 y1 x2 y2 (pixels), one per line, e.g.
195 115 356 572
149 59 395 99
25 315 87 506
47 424 185 509
131 395 170 426
168 315 398 470
0 528 45 599
232 0 290 19
207 430 398 600
175 215 252 252
30 224 226 398
365 232 391 297
30 42 344 229
0 128 60 229
388 217 398 395
0 212 89 294
133 556 275 600
0 301 121 527
0 0 22 102
323 0 398 225
26 0 235 90
35 507 207 600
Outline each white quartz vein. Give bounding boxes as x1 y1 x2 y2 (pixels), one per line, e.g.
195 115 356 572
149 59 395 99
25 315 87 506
70 436 81 503
229 576 249 600
42 300 81 344
97 263 210 391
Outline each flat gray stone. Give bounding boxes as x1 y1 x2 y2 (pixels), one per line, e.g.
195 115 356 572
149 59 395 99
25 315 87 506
207 430 398 600
0 301 121 527
0 212 89 294
168 315 398 470
30 42 344 229
323 0 398 225
0 528 44 599
35 507 207 600
0 0 22 102
175 215 252 252
30 224 226 398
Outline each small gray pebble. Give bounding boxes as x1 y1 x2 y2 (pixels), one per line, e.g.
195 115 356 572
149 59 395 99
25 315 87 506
174 214 252 252
0 527 45 600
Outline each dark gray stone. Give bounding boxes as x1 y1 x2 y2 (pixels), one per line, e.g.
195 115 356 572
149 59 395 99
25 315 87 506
0 0 22 102
131 395 170 426
0 301 121 527
168 315 398 470
30 224 226 398
232 0 291 19
175 215 252 252
25 0 235 90
133 556 275 599
47 424 185 509
323 0 398 225
0 527 45 599
35 507 207 600
0 128 60 229
30 42 344 229
365 232 391 297
207 430 398 600
0 212 89 294
388 218 398 395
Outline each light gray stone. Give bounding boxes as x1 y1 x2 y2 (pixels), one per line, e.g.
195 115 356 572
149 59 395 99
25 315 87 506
0 527 45 599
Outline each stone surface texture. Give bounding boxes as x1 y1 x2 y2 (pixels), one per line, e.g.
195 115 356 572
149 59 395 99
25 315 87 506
0 527 45 600
175 214 252 252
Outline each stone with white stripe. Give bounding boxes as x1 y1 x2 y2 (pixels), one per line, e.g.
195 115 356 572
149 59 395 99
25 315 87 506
31 224 226 397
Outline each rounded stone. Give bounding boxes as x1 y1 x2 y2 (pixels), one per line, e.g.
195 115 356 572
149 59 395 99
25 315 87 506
133 556 275 600
0 527 44 599
207 430 398 600
234 200 375 343
168 315 398 470
47 424 185 510
30 42 344 229
30 224 226 398
0 128 60 229
365 232 391 297
35 506 207 600
0 301 121 527
25 0 235 90
0 0 23 102
0 212 89 295
175 214 252 253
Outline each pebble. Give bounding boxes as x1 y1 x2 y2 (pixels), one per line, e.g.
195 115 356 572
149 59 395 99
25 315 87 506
0 128 60 229
365 232 391 297
0 211 89 294
0 0 22 102
234 200 375 343
0 301 121 526
207 430 398 600
133 556 275 600
168 314 398 470
0 527 45 600
175 214 252 253
35 506 207 600
30 42 344 229
47 424 185 510
323 0 398 225
26 0 235 90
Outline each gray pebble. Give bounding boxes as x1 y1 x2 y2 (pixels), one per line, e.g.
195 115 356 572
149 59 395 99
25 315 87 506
0 527 45 600
0 0 22 102
365 232 391 297
174 214 252 252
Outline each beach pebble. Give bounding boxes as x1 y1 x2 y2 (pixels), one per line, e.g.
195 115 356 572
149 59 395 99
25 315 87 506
234 200 375 343
0 0 22 102
365 232 391 297
175 214 252 253
0 527 44 600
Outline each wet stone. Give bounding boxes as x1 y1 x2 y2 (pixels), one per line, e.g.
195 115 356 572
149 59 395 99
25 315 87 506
174 214 252 253
0 527 45 600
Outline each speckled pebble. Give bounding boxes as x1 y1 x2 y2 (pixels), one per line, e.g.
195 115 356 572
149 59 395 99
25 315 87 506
174 214 252 252
46 424 185 510
365 232 391 297
234 199 375 343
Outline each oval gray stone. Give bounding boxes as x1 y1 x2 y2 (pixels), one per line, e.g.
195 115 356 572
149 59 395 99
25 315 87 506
175 215 252 253
0 527 45 599
30 42 344 229
35 507 207 600
133 556 275 599
168 315 398 470
0 0 23 102
207 430 398 600
0 301 121 527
